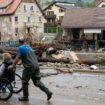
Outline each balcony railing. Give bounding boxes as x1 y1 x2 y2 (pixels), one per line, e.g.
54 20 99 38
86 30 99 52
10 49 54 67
45 15 56 19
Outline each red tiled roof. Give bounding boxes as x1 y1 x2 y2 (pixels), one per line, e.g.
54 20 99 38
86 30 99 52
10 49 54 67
0 0 13 9
0 0 44 16
0 0 4 2
61 8 105 28
0 0 22 15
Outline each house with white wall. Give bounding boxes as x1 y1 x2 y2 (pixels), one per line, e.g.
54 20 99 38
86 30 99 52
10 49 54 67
43 1 76 25
0 0 45 40
95 0 105 7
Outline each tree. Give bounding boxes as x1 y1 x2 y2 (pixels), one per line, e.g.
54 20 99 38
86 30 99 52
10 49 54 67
77 0 83 7
82 0 95 7
76 0 95 7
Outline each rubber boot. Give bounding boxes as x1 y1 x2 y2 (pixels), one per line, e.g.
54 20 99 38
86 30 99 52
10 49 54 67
35 80 52 101
19 84 29 101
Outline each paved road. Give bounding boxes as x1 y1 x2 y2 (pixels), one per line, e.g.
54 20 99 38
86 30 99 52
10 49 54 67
1 72 105 105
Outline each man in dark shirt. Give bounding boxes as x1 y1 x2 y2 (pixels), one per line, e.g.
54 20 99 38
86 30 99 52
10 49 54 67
8 37 52 101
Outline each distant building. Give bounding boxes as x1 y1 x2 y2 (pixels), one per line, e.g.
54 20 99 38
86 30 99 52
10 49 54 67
0 0 45 40
61 8 105 50
43 1 76 25
95 0 105 7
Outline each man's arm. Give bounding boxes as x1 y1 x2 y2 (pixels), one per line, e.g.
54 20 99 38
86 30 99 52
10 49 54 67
12 55 21 67
8 55 21 70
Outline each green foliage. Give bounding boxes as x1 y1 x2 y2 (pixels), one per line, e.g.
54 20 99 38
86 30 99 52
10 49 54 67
44 26 62 33
44 0 54 5
82 0 95 7
44 23 57 27
76 0 95 7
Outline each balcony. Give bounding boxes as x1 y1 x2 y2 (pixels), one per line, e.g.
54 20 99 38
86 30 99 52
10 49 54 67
45 15 56 19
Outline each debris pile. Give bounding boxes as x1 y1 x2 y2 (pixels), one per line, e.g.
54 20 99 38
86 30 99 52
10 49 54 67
40 62 101 73
1 41 105 75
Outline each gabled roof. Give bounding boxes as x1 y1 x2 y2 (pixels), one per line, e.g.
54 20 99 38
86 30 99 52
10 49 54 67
33 0 44 16
55 4 76 9
56 0 77 3
0 0 22 16
0 0 13 9
43 1 75 11
95 0 105 6
0 0 44 16
61 8 105 28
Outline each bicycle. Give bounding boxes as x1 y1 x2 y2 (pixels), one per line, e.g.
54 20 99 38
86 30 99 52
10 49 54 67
0 72 22 101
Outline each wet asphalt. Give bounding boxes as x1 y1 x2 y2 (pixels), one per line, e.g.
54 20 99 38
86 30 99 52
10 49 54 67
1 69 105 105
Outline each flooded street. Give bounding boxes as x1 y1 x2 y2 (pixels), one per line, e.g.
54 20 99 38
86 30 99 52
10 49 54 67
1 71 105 105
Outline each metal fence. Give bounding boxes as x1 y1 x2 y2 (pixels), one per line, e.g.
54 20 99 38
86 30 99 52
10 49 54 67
0 40 19 48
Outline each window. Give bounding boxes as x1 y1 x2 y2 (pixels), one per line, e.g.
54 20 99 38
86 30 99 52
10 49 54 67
24 5 27 12
24 16 28 22
30 6 34 11
102 4 105 7
28 17 30 22
15 28 19 34
47 11 54 15
0 9 5 12
59 16 63 21
59 8 64 12
9 16 12 22
39 17 41 22
15 16 18 22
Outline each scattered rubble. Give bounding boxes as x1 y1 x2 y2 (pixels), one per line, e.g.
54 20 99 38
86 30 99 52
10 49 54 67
1 45 105 75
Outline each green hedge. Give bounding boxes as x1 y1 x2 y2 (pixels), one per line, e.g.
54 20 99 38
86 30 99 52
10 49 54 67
44 27 62 33
44 23 57 27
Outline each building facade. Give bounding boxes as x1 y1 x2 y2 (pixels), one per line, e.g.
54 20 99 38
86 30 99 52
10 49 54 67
96 0 105 7
61 8 105 51
0 0 45 40
43 1 75 25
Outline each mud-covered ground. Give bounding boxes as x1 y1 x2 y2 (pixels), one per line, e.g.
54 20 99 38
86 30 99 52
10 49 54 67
1 68 105 105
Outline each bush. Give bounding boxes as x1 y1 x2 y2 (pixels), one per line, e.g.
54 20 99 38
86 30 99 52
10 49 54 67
44 27 62 33
44 23 57 27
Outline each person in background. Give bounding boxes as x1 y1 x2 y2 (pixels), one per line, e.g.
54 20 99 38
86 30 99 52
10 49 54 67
8 37 52 101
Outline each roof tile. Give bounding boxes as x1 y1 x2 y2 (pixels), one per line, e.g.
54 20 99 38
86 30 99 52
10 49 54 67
0 0 22 15
61 8 105 28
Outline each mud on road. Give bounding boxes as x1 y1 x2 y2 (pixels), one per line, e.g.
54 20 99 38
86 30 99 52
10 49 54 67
1 72 105 105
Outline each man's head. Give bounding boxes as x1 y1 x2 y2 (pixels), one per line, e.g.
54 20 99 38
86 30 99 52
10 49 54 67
19 37 25 44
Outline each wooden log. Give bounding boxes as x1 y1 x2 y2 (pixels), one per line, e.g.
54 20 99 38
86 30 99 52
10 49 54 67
56 68 73 73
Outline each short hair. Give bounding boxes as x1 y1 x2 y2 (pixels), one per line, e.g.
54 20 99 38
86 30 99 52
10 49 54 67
2 53 12 61
19 37 25 44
